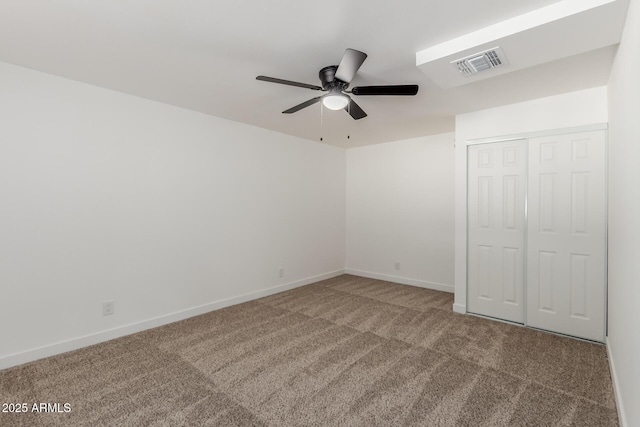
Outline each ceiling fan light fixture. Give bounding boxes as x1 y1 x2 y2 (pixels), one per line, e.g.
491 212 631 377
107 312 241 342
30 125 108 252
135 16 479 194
257 48 417 120
322 94 349 110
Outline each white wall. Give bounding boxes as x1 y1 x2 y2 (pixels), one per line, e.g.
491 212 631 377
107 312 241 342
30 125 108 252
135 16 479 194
0 62 346 368
346 133 455 291
454 87 608 312
607 0 640 424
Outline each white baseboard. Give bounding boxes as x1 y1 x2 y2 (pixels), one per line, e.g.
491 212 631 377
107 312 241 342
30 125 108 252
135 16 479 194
452 303 466 314
0 270 345 371
344 269 454 293
606 337 628 427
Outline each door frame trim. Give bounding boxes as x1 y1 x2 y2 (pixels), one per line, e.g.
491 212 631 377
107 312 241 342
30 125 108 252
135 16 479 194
466 123 608 146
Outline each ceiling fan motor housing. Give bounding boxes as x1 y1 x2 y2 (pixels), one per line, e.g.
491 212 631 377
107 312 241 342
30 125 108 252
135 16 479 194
319 65 348 91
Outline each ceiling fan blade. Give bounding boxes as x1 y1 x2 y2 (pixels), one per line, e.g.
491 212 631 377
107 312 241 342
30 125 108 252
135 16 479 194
351 85 419 96
344 95 367 120
256 75 323 91
282 96 324 114
335 49 368 83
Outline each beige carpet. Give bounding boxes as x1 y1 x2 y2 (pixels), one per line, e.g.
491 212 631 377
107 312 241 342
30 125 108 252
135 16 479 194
0 275 618 426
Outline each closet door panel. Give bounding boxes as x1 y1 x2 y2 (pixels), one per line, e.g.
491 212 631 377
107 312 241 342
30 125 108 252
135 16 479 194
468 141 526 323
526 131 606 341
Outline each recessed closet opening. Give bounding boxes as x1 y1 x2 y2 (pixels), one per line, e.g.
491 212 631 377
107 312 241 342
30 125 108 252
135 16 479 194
467 126 607 342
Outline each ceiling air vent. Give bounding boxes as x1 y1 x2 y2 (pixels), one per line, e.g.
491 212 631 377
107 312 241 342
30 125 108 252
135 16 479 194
452 47 508 76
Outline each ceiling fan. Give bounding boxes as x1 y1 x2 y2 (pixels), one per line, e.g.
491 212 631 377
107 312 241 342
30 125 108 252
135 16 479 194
256 48 419 120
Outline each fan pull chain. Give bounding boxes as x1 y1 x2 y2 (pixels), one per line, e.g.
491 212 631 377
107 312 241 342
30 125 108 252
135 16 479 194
320 102 324 140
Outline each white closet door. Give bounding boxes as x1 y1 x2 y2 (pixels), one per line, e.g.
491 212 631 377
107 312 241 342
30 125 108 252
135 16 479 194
468 140 526 323
527 131 606 341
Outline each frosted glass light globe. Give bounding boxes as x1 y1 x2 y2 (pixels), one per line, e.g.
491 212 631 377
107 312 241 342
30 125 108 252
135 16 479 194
323 94 349 110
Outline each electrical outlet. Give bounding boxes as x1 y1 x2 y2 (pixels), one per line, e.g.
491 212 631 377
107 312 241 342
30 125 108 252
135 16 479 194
102 300 115 316
394 261 400 270
279 268 284 278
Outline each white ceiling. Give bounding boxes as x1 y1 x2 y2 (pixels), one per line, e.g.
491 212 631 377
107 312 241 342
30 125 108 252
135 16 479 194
0 0 629 147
